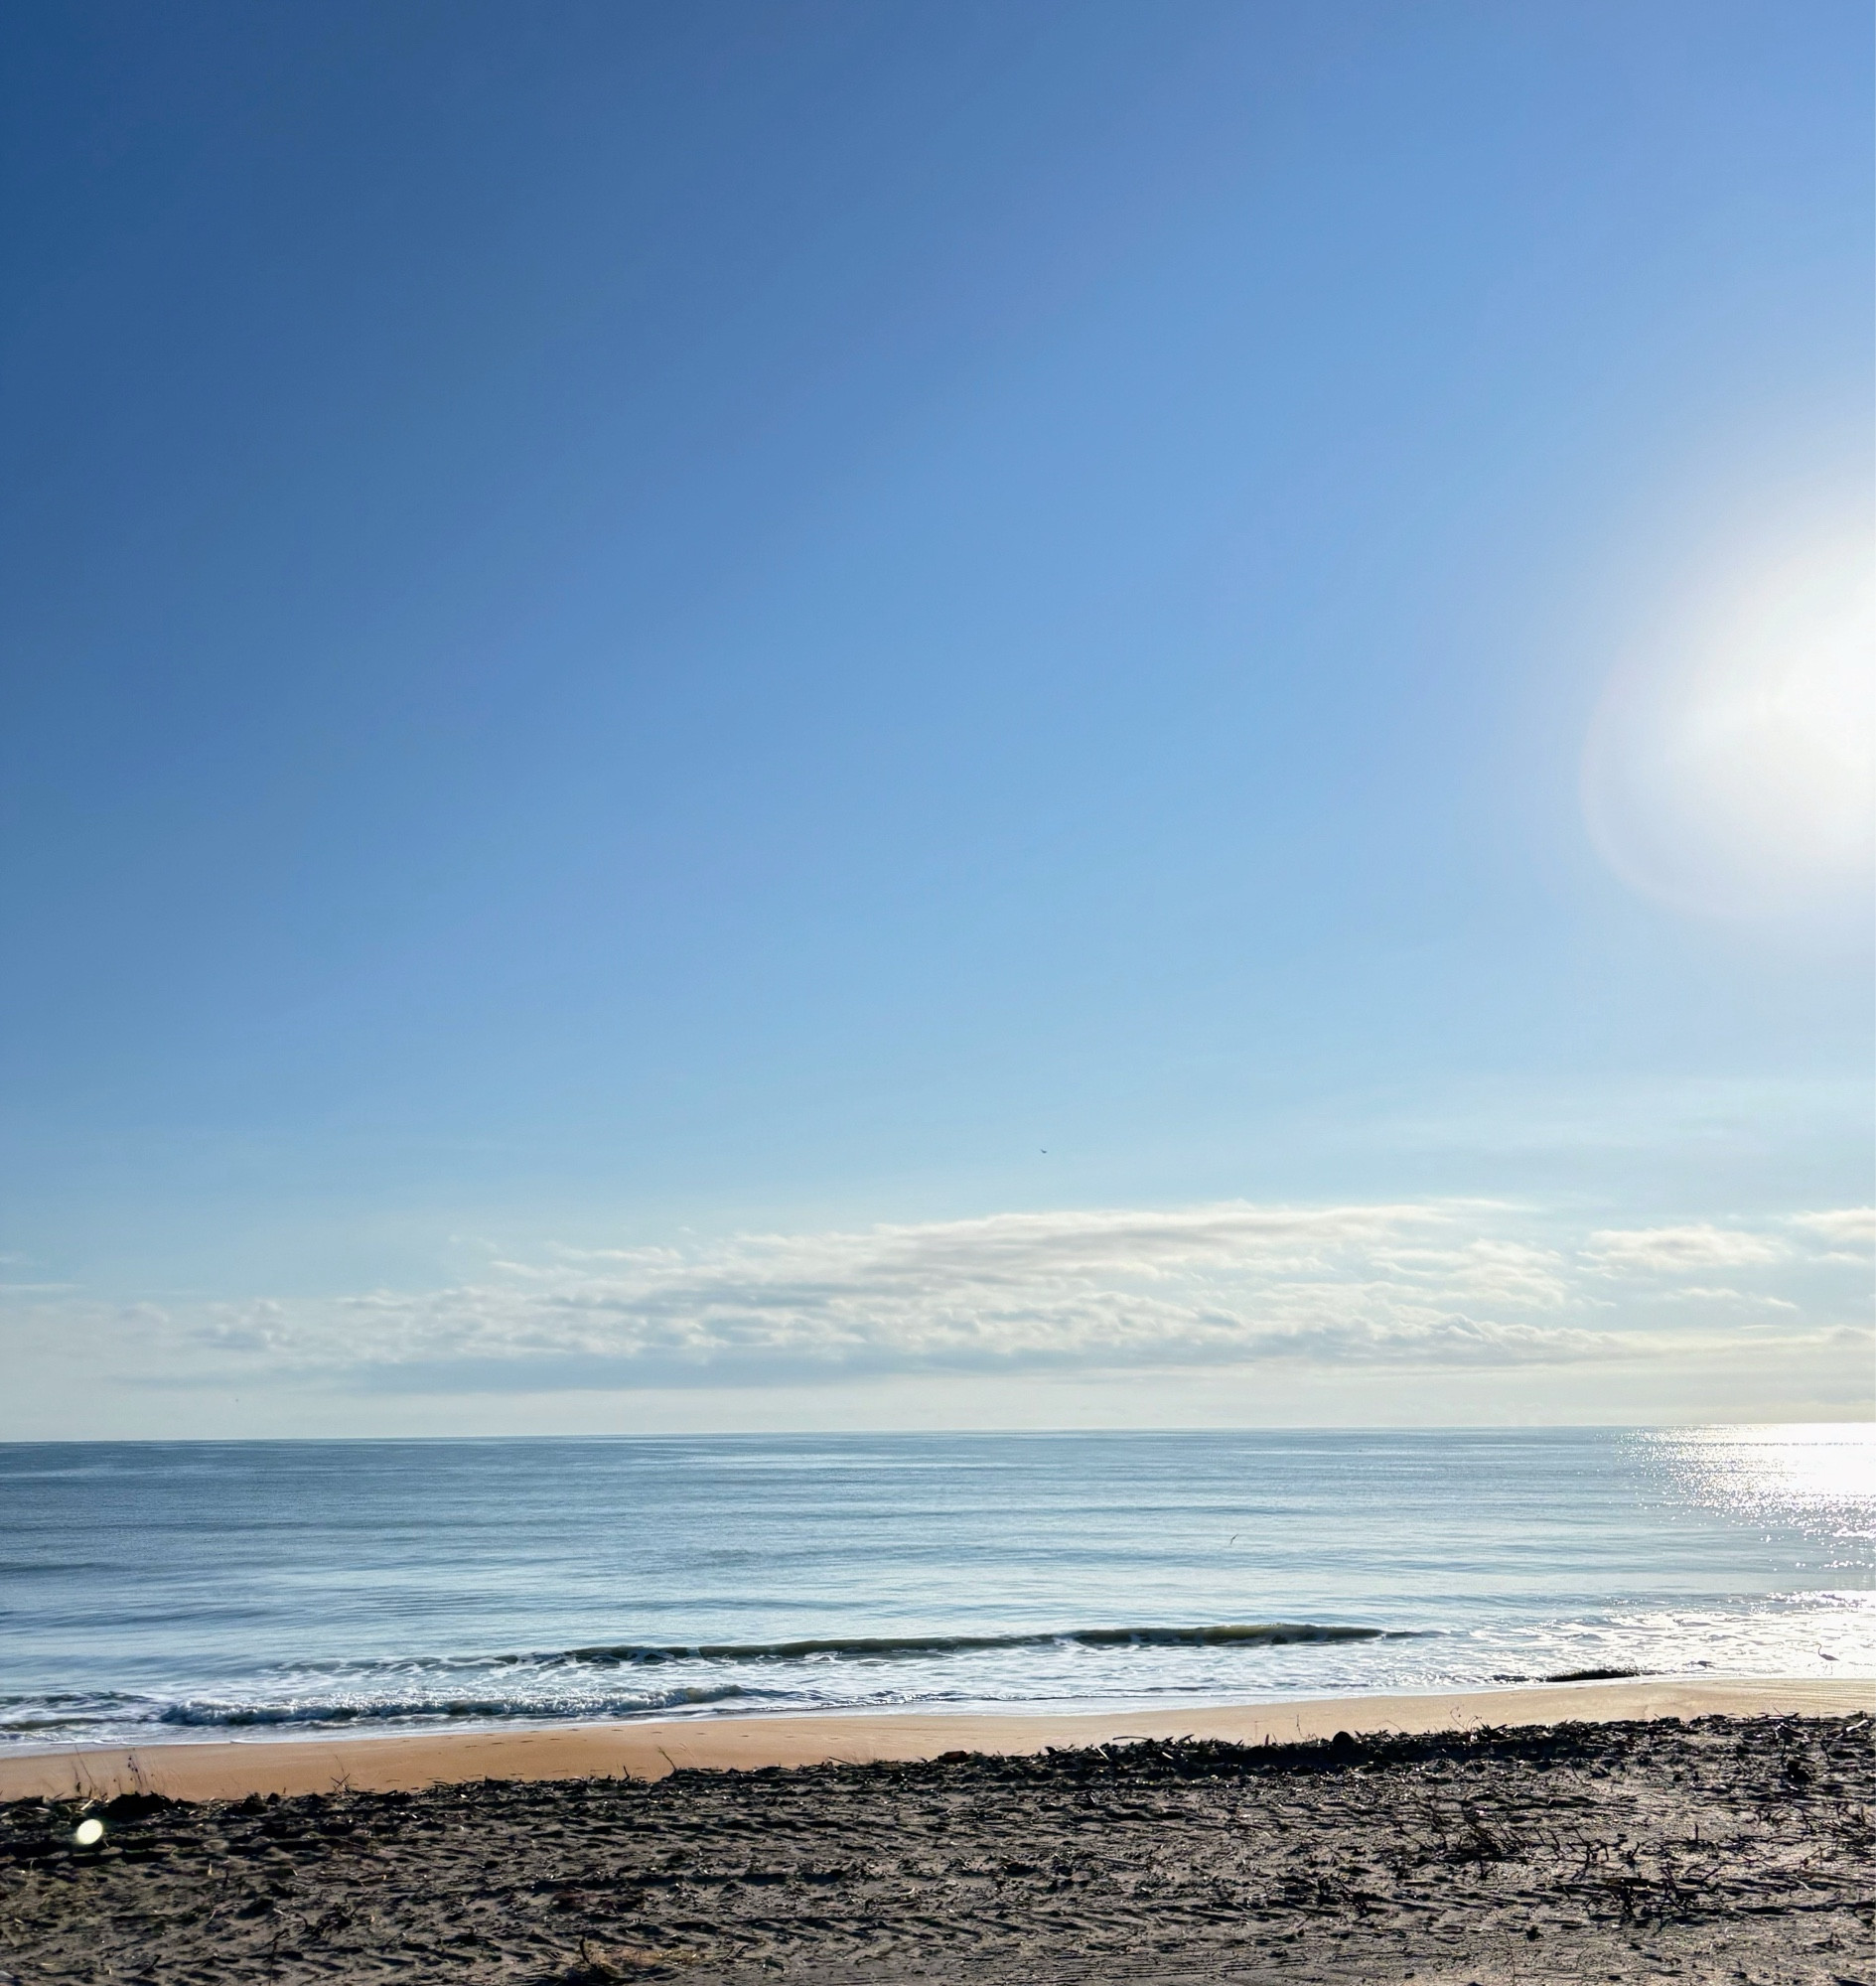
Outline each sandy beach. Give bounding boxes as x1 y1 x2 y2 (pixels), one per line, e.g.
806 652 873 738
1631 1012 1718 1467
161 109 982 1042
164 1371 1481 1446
3 1683 1871 1983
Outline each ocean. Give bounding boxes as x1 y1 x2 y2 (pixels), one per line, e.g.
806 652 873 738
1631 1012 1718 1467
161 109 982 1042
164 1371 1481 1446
1 1426 1869 1752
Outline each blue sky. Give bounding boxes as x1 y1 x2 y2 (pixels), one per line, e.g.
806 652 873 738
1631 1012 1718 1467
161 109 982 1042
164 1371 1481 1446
3 1 1870 1435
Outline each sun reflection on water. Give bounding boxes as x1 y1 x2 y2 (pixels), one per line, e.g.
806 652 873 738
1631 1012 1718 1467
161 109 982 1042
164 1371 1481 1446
1645 1424 1875 1548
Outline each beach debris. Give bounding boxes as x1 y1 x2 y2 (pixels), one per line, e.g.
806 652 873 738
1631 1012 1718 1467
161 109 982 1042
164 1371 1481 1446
4 1714 1869 1982
72 1816 105 1848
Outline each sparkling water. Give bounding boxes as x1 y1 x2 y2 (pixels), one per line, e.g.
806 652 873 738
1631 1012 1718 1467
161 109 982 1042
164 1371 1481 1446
1 1425 1869 1750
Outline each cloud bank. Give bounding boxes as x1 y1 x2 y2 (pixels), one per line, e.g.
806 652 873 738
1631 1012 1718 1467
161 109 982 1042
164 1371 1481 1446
129 1198 1871 1393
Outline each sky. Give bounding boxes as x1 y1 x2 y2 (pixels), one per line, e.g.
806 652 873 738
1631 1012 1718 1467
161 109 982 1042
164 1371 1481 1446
2 0 1870 1438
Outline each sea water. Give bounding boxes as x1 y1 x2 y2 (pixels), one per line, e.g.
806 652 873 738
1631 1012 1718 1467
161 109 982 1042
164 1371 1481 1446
1 1426 1869 1751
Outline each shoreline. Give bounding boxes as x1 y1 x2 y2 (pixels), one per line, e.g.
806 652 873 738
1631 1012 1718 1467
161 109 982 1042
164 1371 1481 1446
5 1673 1867 1804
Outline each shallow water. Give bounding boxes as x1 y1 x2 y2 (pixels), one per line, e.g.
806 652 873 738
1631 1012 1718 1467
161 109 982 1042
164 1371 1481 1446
0 1425 1869 1749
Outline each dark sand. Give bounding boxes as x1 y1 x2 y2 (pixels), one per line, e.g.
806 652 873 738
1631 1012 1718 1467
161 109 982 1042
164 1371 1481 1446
3 1713 1871 1984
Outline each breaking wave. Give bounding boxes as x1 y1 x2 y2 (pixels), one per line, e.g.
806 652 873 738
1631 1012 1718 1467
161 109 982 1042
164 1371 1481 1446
1 1623 1405 1743
552 1622 1400 1664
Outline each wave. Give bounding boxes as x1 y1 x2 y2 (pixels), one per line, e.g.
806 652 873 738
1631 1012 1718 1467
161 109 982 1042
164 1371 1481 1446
154 1682 772 1729
553 1622 1403 1664
0 1623 1406 1741
0 1690 161 1732
241 1622 1401 1675
125 1621 1404 1686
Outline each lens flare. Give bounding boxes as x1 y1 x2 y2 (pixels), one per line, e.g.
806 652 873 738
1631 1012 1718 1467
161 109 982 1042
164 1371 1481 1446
1583 528 1874 919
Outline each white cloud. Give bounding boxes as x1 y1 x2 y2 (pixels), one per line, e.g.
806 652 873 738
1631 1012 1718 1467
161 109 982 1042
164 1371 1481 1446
5 1200 1864 1420
1790 1207 1876 1250
30 1198 1811 1394
1653 1286 1801 1312
1584 1223 1788 1273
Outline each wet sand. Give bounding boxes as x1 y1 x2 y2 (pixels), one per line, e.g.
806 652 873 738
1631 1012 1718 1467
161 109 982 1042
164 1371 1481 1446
2 1707 1871 1983
1 1675 1866 1804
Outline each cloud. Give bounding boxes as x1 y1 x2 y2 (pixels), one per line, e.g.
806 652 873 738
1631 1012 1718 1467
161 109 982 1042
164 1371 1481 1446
63 1197 1830 1394
1584 1224 1788 1273
1653 1286 1801 1312
7 1199 1861 1403
1790 1207 1876 1250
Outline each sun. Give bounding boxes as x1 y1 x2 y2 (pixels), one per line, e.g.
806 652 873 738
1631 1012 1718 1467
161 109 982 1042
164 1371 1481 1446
1583 525 1874 920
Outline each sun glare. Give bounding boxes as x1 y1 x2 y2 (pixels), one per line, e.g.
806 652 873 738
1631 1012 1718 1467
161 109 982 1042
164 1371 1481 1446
1583 527 1875 919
